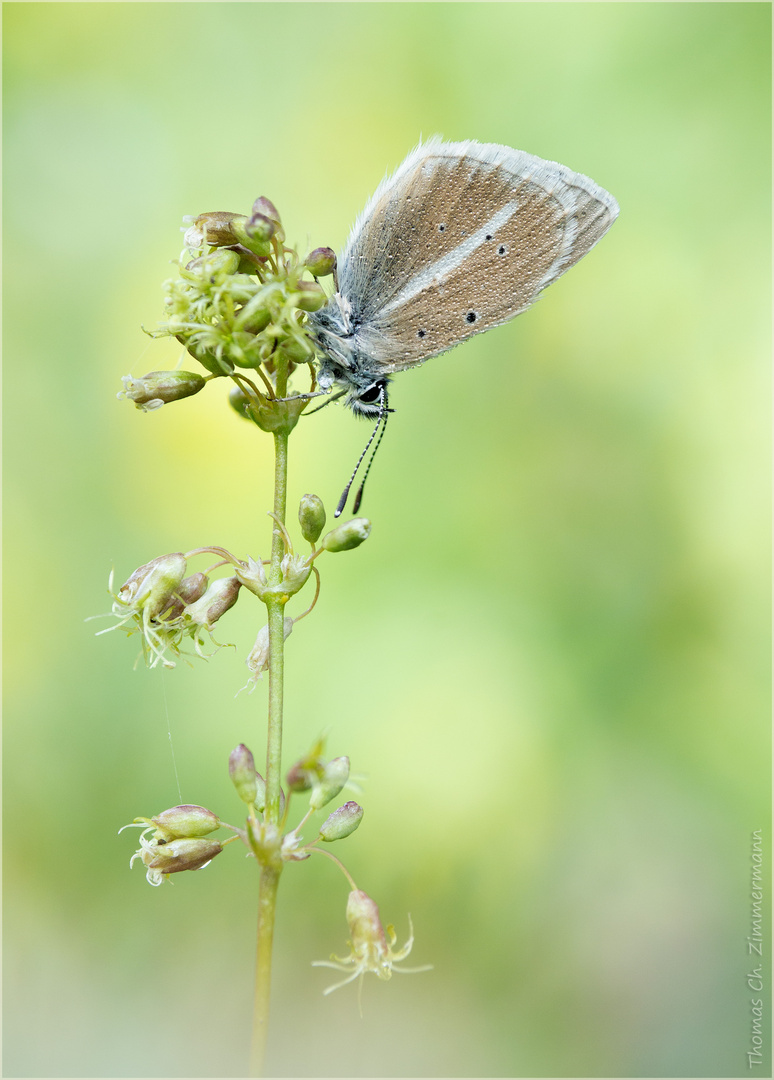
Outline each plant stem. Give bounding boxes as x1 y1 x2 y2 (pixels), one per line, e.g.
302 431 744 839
250 863 281 1076
251 359 290 1075
265 429 288 822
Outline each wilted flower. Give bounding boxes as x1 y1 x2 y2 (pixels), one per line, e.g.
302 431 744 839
120 805 223 886
96 554 187 667
312 889 431 997
183 210 247 249
98 561 240 668
241 618 294 692
117 370 206 411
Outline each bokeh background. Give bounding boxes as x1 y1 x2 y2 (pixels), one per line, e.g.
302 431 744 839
3 4 770 1078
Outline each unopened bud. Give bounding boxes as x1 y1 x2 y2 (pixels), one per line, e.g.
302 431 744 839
229 743 266 808
298 494 327 544
245 212 276 243
305 247 337 278
158 572 208 620
319 801 364 842
117 371 206 411
293 281 327 312
277 335 313 364
320 518 371 552
149 804 221 839
184 248 241 277
230 219 271 257
286 760 315 792
251 196 282 228
285 734 327 791
229 386 253 420
147 837 223 874
182 577 241 628
310 755 350 810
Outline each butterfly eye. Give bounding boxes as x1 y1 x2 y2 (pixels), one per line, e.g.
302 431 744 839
359 383 383 404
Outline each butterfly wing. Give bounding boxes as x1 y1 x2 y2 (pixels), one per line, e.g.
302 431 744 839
339 138 618 373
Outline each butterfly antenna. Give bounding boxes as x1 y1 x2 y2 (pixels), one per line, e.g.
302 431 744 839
335 393 387 517
352 391 389 514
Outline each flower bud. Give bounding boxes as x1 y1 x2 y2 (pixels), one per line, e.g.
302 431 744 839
286 761 315 792
150 804 221 839
147 836 223 874
293 281 327 312
117 371 206 411
187 211 247 247
229 386 254 420
285 734 326 791
229 743 266 808
184 248 241 277
182 576 241 628
181 338 234 376
229 219 272 257
298 494 326 544
158 572 208 620
320 518 371 553
319 801 364 842
310 755 350 810
276 335 313 364
237 307 272 335
245 212 276 243
305 247 337 278
251 196 282 228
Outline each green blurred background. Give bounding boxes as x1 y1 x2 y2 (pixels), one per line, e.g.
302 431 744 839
3 4 770 1077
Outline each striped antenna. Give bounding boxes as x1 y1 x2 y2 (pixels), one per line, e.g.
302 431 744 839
334 386 389 517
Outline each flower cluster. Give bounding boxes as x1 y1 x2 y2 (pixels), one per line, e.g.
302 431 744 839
96 504 371 676
118 197 337 425
119 738 429 997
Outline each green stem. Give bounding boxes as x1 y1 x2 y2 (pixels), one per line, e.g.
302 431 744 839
251 356 291 1076
250 864 281 1076
265 429 289 822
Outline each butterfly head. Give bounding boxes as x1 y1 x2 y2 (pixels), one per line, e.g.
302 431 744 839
308 296 391 418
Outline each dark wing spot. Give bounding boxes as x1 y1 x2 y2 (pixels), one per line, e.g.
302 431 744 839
485 234 493 241
438 223 446 232
466 312 477 324
417 329 426 338
498 245 507 255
